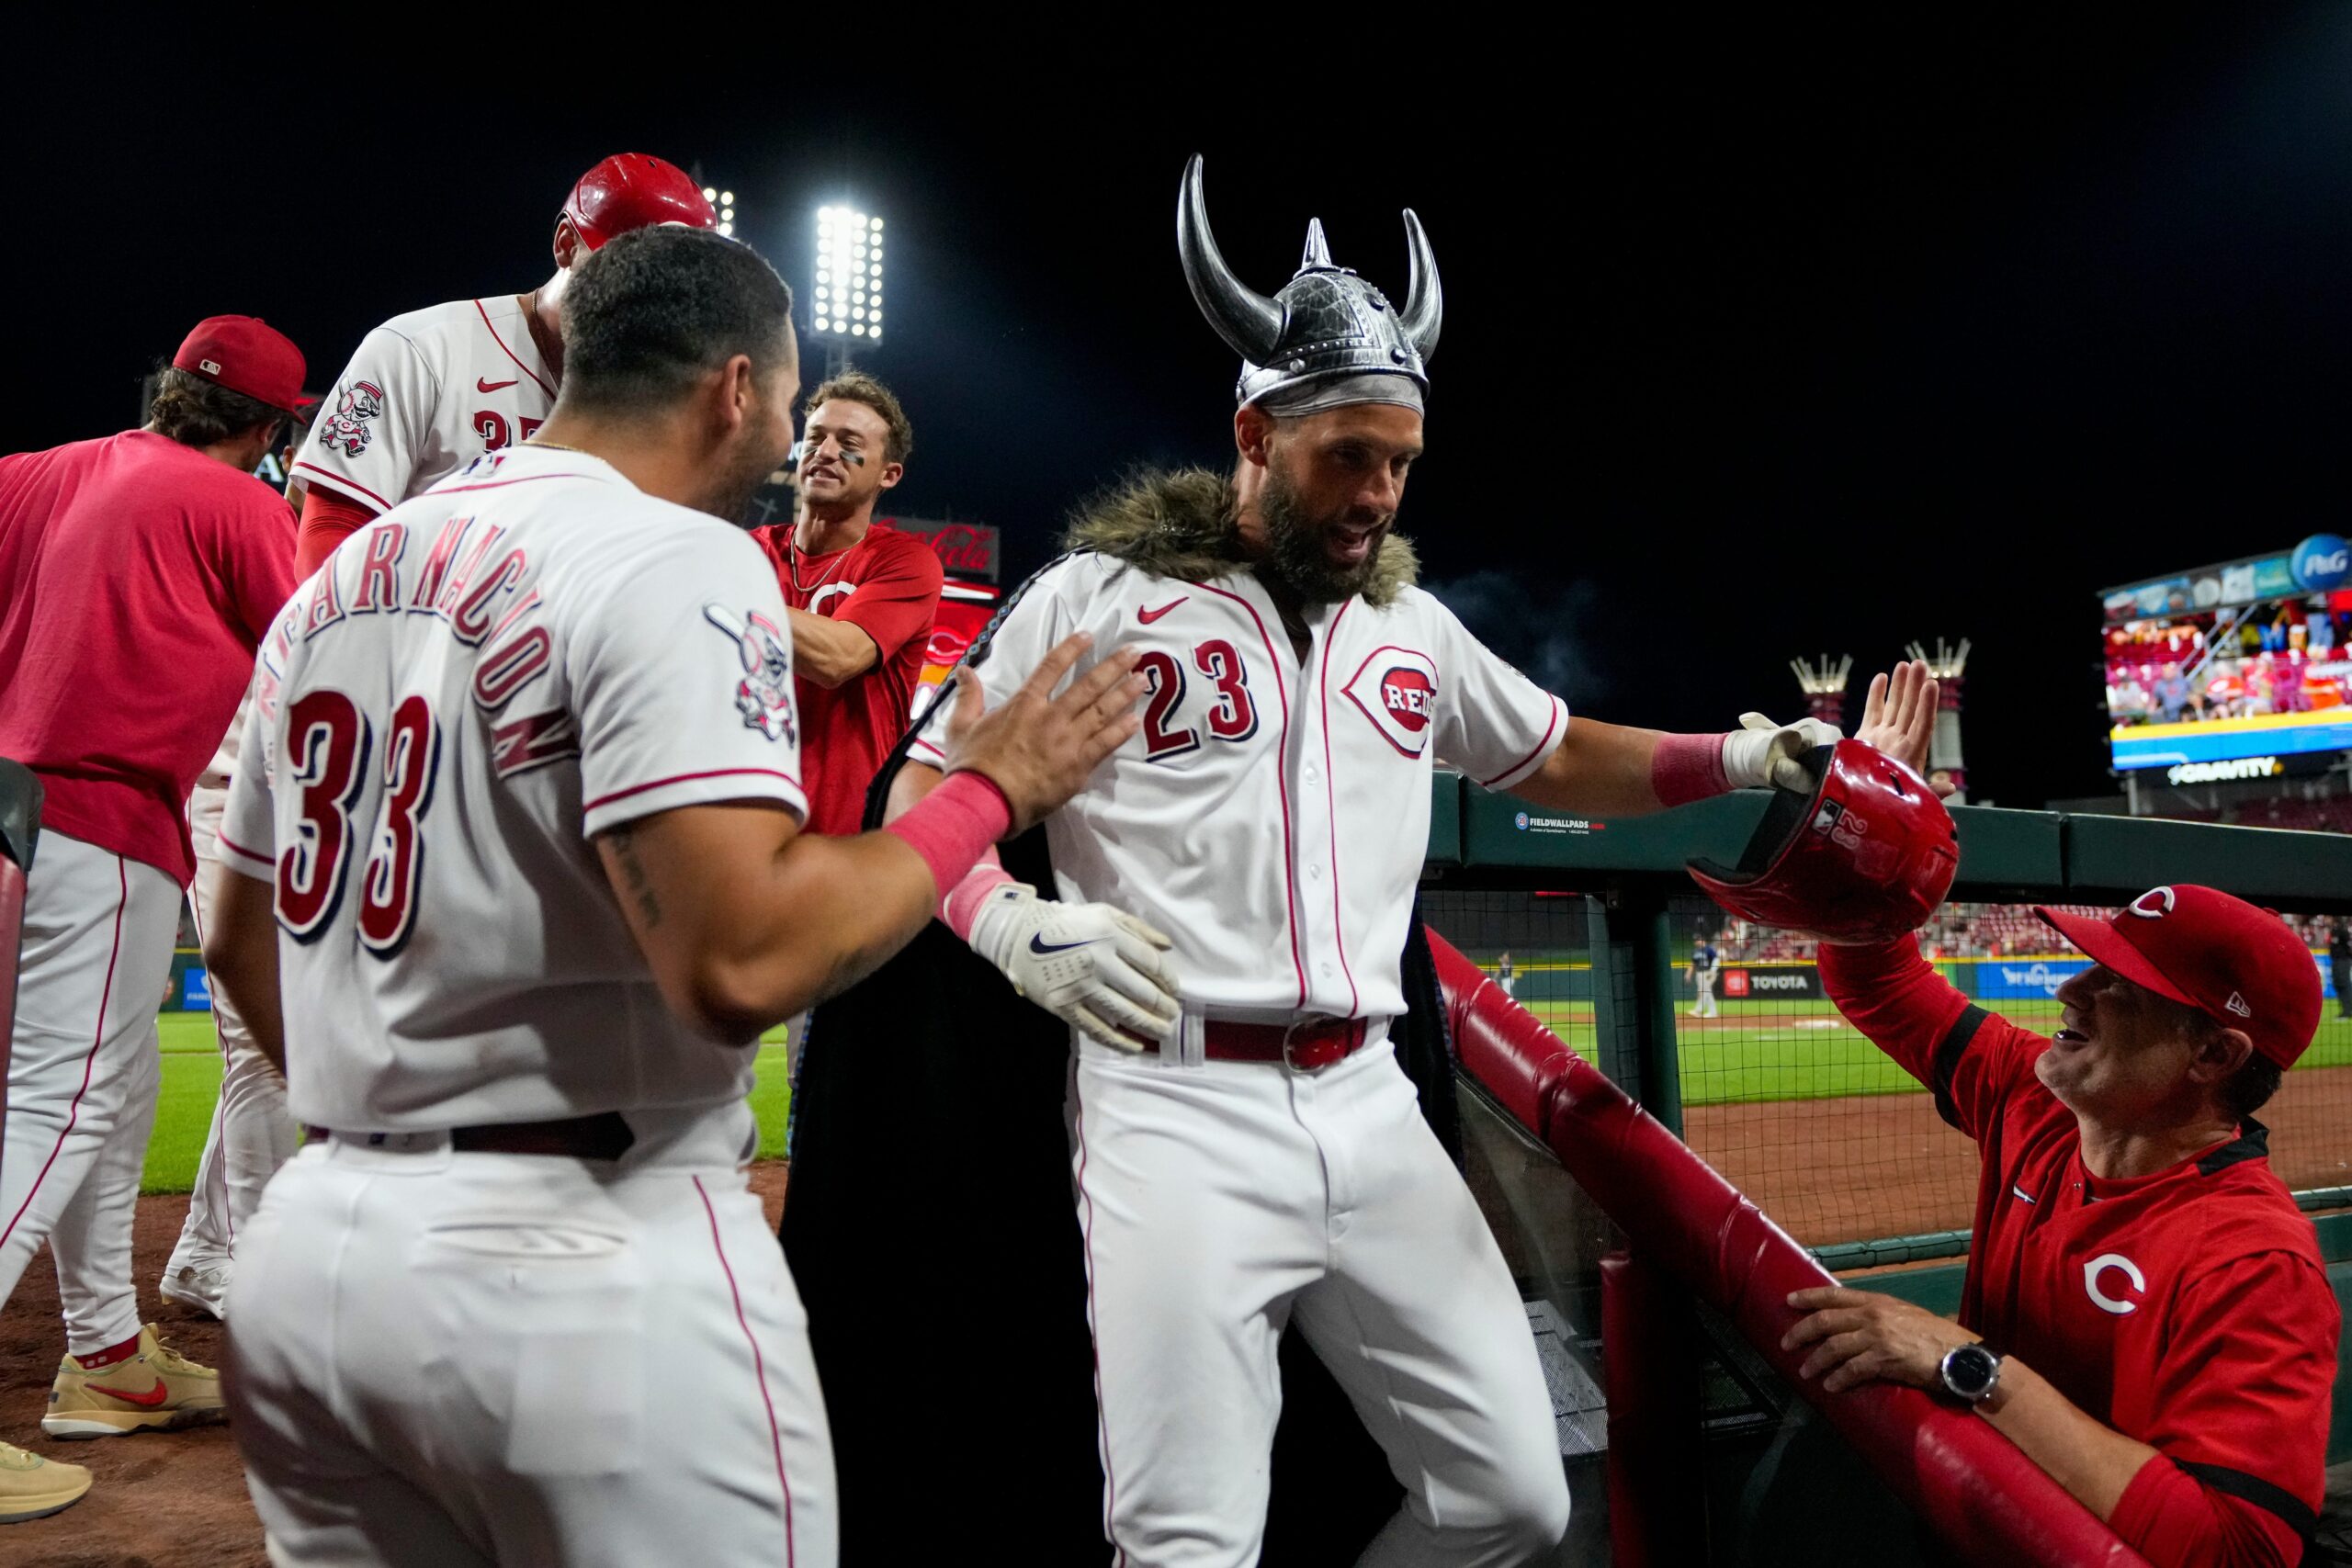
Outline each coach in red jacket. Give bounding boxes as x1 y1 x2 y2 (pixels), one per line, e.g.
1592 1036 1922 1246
1781 662 2336 1568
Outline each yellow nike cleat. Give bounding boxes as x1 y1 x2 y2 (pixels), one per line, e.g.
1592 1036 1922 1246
41 1324 226 1439
0 1442 90 1522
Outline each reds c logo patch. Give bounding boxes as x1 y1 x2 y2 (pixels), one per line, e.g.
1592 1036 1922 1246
1342 647 1441 759
703 604 797 744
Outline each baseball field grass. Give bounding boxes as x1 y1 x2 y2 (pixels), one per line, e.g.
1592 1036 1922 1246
144 1013 797 1194
141 998 2352 1191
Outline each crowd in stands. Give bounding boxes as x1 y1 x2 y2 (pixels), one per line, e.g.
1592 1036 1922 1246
1715 903 2343 963
2106 603 2350 728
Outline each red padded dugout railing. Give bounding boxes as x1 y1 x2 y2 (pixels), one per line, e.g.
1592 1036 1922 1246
1428 929 2151 1568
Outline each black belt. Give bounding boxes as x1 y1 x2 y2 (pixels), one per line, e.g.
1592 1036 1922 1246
305 1111 636 1161
1138 1017 1371 1071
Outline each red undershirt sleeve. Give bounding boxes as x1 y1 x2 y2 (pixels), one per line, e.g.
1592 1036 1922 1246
295 488 379 578
1815 936 2042 1139
2109 1450 2306 1568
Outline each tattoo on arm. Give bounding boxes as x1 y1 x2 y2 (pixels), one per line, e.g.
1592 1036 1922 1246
607 828 662 930
811 932 901 1008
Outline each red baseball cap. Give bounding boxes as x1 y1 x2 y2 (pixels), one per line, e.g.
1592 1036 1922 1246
173 316 310 417
2036 886 2323 1067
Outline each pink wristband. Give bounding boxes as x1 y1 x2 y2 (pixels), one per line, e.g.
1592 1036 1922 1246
1651 732 1731 808
882 771 1013 900
941 854 1017 940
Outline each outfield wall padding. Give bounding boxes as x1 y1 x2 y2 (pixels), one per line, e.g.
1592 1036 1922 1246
1429 929 2151 1568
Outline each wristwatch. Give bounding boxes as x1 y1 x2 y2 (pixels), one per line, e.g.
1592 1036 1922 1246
1939 1343 2002 1404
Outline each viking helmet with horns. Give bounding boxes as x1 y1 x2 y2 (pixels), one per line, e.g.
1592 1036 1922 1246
1177 155 1442 413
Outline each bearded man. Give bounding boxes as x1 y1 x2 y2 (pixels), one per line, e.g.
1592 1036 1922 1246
839 157 1845 1567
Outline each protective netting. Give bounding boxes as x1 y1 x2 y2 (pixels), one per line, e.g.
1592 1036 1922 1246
1678 896 2352 1245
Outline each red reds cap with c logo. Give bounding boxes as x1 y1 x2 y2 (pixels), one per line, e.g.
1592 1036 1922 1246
2035 886 2323 1067
172 316 310 417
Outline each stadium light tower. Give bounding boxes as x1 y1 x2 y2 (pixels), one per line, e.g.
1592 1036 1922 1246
1789 653 1853 729
1905 636 1973 804
810 204 885 378
698 185 739 239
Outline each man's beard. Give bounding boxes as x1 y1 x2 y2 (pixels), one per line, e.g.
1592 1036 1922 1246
1260 465 1390 605
698 434 786 525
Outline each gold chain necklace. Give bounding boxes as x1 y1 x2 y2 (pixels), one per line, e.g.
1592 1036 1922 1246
786 536 854 595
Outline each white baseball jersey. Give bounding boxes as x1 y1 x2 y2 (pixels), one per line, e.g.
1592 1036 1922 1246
291 297 557 515
911 553 1566 1021
219 445 806 1132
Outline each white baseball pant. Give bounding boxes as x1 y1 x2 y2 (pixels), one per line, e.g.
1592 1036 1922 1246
1069 1035 1570 1568
0 829 179 1356
169 782 300 1272
226 1115 836 1568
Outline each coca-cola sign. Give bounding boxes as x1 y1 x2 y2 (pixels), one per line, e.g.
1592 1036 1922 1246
889 517 1000 581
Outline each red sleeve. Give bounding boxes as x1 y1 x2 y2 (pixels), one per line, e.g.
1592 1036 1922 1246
1815 937 2043 1140
2103 1250 2335 1568
832 536 944 663
296 487 379 578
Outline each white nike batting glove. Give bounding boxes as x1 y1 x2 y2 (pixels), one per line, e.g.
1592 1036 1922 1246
1723 713 1843 793
966 883 1182 1053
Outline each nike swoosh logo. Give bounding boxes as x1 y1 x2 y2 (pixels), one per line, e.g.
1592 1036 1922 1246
1029 933 1095 955
477 377 518 392
1137 597 1189 625
86 1379 170 1407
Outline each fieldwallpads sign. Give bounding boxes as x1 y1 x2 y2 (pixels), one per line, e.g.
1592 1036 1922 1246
1513 811 1607 836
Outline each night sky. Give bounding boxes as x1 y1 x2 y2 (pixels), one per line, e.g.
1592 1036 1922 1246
15 11 2352 807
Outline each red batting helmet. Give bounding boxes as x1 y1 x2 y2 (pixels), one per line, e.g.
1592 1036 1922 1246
561 154 718 252
1687 740 1959 944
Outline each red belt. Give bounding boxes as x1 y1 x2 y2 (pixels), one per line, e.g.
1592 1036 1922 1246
306 1111 636 1161
1151 1017 1370 1071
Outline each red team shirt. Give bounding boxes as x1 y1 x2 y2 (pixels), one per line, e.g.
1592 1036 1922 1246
0 431 297 884
1820 938 2337 1568
747 522 943 835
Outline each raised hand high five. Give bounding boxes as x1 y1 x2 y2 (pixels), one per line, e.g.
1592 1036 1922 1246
1855 659 1948 794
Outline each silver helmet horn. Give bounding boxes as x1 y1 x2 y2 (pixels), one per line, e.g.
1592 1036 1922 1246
1177 154 1442 411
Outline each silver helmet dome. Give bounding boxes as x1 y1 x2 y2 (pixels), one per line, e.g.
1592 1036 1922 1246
1177 154 1442 412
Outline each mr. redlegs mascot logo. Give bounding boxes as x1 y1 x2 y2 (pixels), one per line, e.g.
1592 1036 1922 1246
320 380 385 458
702 604 797 745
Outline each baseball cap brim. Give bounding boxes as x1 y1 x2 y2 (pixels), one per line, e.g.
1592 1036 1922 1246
2033 907 2199 1008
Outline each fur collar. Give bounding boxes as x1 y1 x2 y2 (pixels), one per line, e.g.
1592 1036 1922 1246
1059 467 1418 607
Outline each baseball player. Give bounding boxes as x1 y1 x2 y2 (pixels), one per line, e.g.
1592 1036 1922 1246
0 315 310 1520
162 409 322 1319
1496 949 1515 998
288 152 715 577
747 372 944 837
159 153 716 1317
1690 936 1721 1018
881 159 1837 1567
200 227 1144 1568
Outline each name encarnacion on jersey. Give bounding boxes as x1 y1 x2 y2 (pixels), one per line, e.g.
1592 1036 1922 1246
257 515 565 777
